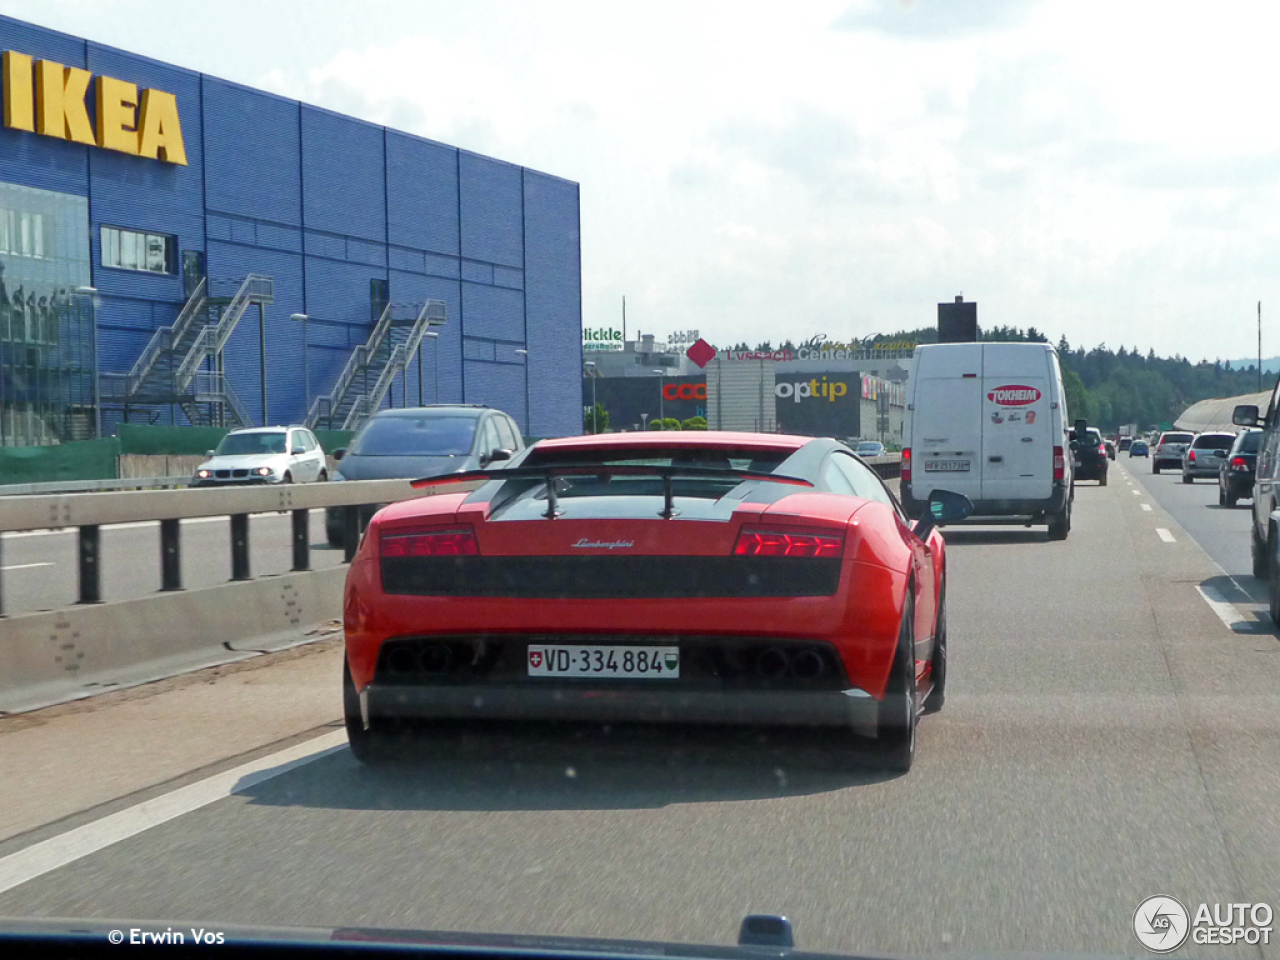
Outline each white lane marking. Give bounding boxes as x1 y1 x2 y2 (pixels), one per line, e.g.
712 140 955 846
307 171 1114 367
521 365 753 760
1156 528 1176 542
1140 504 1152 511
3 509 327 540
1132 489 1141 495
0 562 53 571
0 729 347 895
1197 584 1252 632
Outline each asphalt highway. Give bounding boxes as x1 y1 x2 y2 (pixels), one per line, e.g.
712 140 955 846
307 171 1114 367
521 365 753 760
0 462 1277 958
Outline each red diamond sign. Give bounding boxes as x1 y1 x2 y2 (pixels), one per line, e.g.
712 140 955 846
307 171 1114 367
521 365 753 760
685 338 717 368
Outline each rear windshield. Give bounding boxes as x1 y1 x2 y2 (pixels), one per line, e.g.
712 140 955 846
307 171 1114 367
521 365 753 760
1192 434 1235 450
350 416 477 456
1161 433 1193 444
1237 432 1262 453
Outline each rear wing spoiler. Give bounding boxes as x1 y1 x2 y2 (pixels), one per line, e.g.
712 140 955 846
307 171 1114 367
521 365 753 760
411 463 814 519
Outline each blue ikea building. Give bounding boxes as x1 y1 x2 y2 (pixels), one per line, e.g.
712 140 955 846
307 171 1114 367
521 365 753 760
0 15 582 449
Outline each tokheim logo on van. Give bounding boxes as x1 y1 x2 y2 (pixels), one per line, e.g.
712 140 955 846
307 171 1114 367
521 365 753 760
988 385 1042 406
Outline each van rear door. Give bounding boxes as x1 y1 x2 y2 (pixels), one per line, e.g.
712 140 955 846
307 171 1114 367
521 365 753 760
981 343 1053 502
911 343 983 502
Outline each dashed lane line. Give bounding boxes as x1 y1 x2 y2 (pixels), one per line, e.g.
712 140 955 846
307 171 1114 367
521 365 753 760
1156 528 1176 542
1140 504 1152 511
0 562 53 571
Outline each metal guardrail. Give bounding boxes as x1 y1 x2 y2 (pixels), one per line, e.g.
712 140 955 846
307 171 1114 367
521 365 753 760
0 478 483 616
0 477 192 496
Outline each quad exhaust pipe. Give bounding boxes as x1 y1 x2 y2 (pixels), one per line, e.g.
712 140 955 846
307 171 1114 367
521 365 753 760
754 646 828 680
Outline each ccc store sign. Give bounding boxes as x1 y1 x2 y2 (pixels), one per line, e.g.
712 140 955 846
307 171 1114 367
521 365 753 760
662 383 707 401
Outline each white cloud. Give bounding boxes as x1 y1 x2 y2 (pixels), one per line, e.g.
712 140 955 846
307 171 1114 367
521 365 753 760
7 0 1280 360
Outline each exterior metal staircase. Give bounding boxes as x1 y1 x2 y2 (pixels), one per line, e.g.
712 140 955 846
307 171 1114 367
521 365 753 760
100 275 274 428
306 299 446 431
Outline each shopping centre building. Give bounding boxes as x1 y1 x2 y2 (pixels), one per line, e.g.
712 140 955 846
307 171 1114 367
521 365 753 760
0 15 582 448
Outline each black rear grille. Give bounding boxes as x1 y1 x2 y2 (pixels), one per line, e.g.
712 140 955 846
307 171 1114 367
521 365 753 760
374 635 847 689
380 556 840 599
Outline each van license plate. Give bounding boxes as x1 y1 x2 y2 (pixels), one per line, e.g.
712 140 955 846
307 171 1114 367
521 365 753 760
924 460 970 472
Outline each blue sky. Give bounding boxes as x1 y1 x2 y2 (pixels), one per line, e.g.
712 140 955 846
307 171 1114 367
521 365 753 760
5 0 1279 364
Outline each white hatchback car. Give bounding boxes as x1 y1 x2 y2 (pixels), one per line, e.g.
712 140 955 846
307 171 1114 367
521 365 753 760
193 426 328 486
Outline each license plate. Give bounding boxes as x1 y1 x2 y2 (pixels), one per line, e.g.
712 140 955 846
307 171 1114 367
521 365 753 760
528 645 680 679
924 459 970 472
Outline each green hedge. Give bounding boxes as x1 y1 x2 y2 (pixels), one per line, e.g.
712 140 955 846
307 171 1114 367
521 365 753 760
118 423 230 456
0 438 120 484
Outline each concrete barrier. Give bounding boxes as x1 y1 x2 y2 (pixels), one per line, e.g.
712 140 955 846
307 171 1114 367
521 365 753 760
0 567 346 715
117 455 205 479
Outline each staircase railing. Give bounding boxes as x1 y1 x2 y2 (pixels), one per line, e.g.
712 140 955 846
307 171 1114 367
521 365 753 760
175 275 273 391
127 277 208 391
304 302 393 430
189 371 251 428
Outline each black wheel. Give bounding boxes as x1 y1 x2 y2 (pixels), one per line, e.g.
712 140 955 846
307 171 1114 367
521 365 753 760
1219 485 1227 506
1252 520 1269 580
1270 540 1280 627
1099 469 1108 487
876 592 918 772
318 470 328 482
1047 495 1071 540
1153 463 1161 475
1226 493 1238 508
282 471 293 484
344 659 397 765
923 585 946 715
1182 472 1192 484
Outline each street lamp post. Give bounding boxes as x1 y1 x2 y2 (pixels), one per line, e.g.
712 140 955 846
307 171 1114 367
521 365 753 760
289 313 309 420
654 368 665 429
515 349 529 436
641 413 649 431
584 361 597 433
76 286 99 439
423 331 439 403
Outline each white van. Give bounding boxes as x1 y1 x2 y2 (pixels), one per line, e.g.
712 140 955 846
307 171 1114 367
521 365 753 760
901 341 1074 539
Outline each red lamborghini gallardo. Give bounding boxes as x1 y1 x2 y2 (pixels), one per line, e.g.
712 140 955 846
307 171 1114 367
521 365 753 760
342 432 971 771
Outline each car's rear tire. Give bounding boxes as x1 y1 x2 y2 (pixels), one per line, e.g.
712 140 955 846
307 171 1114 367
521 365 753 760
1099 470 1108 486
1153 463 1161 474
1226 493 1238 507
1182 472 1193 484
1252 520 1269 581
1047 495 1071 541
923 586 946 715
344 659 397 765
876 593 918 773
1270 539 1280 627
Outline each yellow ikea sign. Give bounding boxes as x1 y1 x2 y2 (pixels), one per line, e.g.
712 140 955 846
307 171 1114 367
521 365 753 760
2 51 187 165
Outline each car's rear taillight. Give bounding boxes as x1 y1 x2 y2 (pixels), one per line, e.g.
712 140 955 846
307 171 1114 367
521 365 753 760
381 527 479 558
1053 446 1065 480
901 447 911 483
1232 456 1248 469
733 528 843 558
1188 450 1196 461
1098 444 1106 456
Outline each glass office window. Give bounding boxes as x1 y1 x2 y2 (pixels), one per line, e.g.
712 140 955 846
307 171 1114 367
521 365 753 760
0 181 93 447
101 225 174 274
